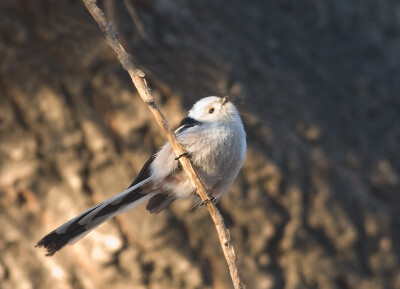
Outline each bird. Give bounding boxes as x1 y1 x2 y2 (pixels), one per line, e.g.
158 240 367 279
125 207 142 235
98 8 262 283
36 96 246 256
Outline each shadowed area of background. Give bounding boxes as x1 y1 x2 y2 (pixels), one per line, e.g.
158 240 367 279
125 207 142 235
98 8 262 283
0 0 400 288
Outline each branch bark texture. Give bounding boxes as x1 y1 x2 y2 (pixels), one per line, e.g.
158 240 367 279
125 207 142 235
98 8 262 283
81 1 245 288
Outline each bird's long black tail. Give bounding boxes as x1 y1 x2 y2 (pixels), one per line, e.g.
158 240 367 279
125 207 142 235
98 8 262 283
36 179 155 256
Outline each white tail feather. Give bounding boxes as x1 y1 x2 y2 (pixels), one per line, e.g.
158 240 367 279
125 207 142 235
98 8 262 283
53 179 154 246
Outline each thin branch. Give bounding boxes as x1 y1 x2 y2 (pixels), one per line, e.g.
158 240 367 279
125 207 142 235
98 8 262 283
81 1 245 288
123 0 146 39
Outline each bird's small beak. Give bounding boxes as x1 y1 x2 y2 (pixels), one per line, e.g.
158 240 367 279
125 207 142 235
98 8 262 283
222 96 229 105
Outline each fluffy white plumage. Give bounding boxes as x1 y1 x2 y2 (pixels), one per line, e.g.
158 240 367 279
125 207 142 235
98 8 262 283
36 96 246 256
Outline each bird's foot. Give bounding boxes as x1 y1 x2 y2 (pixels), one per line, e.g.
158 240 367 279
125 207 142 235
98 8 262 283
200 196 215 206
175 152 189 160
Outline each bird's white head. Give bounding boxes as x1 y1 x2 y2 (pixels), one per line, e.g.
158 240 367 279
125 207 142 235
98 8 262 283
188 96 240 123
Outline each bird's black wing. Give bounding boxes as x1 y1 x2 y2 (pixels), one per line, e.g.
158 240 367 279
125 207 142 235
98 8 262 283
127 154 156 189
174 117 202 134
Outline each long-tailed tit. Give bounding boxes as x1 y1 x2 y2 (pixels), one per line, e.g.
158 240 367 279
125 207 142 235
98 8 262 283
36 96 246 256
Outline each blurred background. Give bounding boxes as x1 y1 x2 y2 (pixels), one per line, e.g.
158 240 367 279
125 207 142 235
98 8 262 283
1 0 400 288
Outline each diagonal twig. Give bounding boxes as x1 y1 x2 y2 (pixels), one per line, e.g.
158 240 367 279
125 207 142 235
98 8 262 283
81 1 245 288
123 0 146 39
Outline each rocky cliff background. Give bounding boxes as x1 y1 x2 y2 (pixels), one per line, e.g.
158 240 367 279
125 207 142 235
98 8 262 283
1 0 400 288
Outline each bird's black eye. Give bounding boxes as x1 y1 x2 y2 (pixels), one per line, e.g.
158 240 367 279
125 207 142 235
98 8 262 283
208 107 215 114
